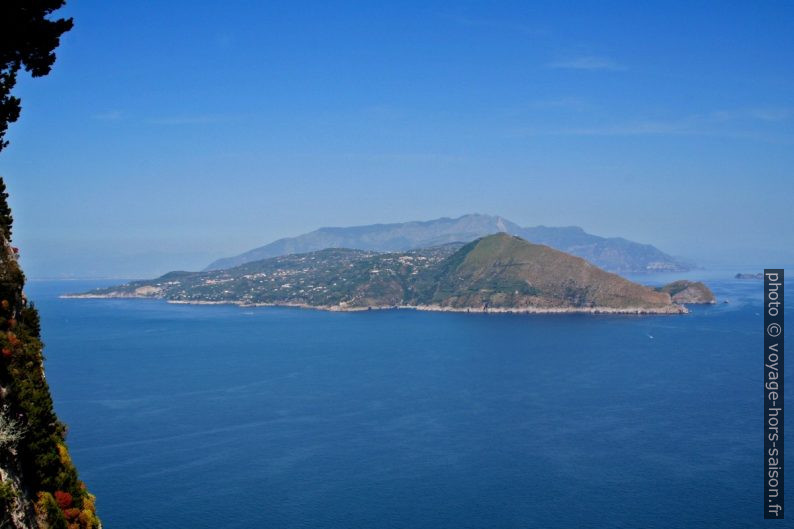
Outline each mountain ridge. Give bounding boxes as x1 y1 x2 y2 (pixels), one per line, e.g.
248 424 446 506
205 214 689 274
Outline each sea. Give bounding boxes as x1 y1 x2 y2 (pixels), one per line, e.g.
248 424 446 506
25 272 789 528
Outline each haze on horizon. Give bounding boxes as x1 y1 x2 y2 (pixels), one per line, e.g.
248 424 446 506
0 1 792 278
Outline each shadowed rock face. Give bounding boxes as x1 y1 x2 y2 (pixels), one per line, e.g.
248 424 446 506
72 234 683 314
205 214 689 274
656 280 716 304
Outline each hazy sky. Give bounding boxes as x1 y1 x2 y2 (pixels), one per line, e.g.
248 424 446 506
1 1 792 278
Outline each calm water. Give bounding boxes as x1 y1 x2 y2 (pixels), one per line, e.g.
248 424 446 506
27 276 788 528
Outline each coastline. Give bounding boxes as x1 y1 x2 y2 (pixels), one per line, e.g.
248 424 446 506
61 294 688 315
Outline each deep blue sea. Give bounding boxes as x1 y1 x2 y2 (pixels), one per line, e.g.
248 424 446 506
25 274 789 528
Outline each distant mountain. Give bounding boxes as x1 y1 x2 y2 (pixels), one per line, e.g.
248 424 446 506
70 234 685 314
205 214 689 274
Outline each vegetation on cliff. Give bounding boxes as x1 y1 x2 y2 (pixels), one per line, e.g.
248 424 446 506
0 179 100 528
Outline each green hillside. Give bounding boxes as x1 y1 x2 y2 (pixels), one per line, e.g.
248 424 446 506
412 233 675 310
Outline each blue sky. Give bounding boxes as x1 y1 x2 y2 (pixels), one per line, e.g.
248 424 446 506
1 1 792 278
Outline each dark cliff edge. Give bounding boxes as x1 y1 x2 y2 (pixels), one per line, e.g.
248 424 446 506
0 180 100 528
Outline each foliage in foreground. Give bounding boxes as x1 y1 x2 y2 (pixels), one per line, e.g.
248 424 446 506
0 177 99 528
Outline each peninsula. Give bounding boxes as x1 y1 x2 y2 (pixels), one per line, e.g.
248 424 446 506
68 234 701 314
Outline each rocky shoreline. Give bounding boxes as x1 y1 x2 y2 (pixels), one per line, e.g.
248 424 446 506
62 294 688 315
